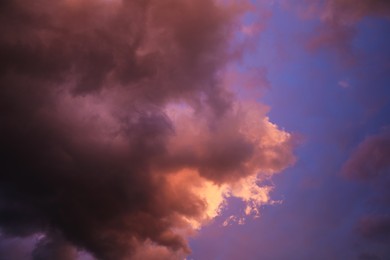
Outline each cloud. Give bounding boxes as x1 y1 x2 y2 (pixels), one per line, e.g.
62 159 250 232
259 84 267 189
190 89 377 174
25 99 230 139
342 128 390 180
0 0 294 259
289 0 390 60
321 0 390 23
32 235 78 260
279 0 390 22
343 129 390 255
0 234 37 260
358 214 390 242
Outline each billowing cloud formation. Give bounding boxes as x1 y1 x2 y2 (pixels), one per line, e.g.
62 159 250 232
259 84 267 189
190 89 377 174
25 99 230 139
0 0 294 259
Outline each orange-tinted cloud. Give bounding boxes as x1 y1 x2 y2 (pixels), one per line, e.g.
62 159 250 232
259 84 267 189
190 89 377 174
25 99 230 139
0 0 294 259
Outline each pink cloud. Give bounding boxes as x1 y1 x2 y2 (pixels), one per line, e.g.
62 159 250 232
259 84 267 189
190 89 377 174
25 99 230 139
342 128 390 180
0 0 294 258
284 0 390 61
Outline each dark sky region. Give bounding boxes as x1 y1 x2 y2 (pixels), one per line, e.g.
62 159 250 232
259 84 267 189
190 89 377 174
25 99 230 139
0 0 389 260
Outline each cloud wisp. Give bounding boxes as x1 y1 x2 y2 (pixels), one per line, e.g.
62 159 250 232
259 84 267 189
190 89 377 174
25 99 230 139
285 0 390 61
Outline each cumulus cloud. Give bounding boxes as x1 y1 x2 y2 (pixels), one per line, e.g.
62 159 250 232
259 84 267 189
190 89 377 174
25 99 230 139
0 0 294 259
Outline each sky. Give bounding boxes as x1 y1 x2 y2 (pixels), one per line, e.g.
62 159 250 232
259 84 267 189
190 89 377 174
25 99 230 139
0 0 389 260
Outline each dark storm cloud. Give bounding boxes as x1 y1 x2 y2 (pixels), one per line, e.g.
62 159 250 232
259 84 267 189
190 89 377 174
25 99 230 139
0 0 294 259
